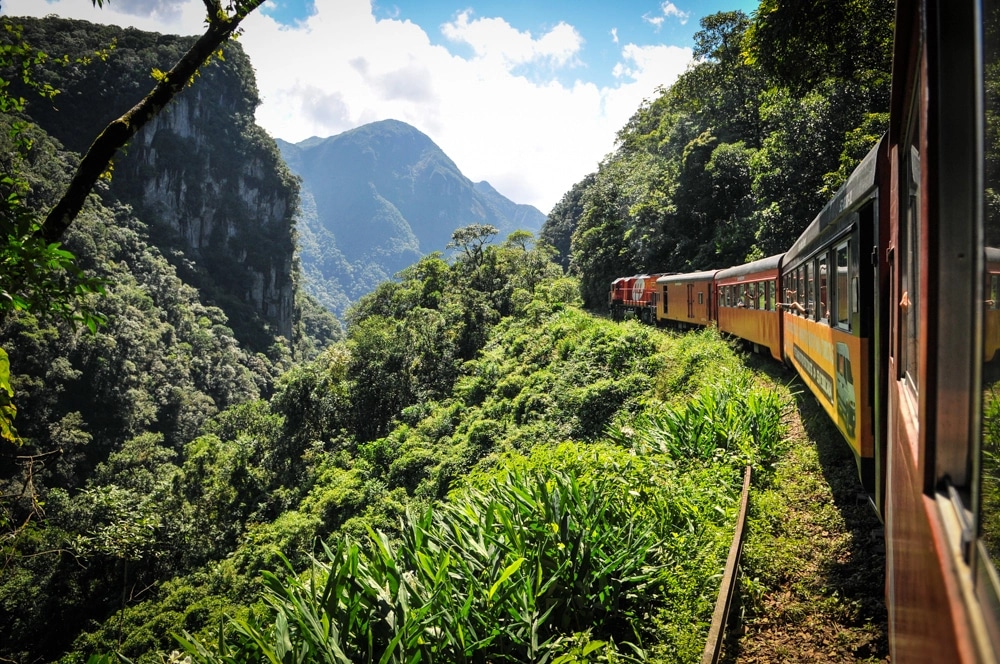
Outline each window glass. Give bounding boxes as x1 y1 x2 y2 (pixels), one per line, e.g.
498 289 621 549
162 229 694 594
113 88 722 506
698 291 704 305
836 242 850 328
819 254 829 322
900 98 920 393
804 262 814 317
981 0 1000 568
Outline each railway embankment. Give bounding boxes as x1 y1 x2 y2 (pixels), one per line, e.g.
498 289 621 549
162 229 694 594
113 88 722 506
722 357 889 663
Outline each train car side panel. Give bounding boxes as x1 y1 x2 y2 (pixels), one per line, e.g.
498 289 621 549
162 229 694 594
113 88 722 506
716 255 783 361
783 315 871 460
656 271 718 327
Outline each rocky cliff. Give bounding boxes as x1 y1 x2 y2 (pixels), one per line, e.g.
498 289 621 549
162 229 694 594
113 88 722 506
11 17 298 347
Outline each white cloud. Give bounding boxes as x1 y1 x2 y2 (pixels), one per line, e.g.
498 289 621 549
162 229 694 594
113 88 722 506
661 2 690 24
441 10 583 70
643 15 665 31
644 2 690 31
4 0 206 34
610 27 619 44
2 0 694 213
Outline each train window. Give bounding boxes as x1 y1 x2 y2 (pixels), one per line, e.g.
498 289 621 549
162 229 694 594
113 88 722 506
818 254 829 322
747 283 756 309
757 281 766 310
835 242 850 329
802 267 808 314
804 261 815 317
767 280 775 311
698 291 704 305
982 0 1000 580
899 102 920 395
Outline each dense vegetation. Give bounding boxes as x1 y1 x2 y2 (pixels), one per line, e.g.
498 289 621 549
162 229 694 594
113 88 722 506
3 177 785 660
0 2 897 661
8 16 301 349
543 2 895 307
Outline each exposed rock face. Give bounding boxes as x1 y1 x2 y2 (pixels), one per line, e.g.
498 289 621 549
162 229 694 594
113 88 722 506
127 92 296 341
13 17 298 347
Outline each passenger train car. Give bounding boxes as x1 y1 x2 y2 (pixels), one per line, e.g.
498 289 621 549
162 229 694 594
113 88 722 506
656 270 717 328
608 1 1000 660
714 254 782 361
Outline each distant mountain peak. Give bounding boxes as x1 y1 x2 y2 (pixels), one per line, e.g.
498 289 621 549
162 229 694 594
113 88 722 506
278 119 546 317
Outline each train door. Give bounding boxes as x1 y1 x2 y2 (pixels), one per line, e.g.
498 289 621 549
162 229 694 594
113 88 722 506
687 284 694 319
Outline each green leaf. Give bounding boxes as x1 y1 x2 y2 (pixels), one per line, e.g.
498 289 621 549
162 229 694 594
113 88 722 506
488 557 525 602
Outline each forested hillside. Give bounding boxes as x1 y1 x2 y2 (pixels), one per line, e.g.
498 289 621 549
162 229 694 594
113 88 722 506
0 2 896 662
543 2 894 306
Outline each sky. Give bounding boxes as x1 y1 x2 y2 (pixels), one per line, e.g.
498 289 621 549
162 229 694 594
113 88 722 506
1 0 758 214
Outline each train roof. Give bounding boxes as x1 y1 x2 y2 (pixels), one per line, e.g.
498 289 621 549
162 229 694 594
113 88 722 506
785 134 887 266
656 269 719 284
716 253 784 281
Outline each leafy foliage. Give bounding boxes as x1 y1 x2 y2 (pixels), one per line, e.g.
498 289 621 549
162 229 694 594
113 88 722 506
544 4 893 307
0 5 858 663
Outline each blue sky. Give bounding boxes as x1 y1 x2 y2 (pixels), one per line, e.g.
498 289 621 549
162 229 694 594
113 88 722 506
3 0 759 212
260 0 758 88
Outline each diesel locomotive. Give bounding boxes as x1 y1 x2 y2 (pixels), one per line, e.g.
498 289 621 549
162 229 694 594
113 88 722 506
608 2 1000 660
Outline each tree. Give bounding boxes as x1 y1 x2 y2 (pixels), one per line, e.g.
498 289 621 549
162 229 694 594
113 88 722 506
447 224 498 268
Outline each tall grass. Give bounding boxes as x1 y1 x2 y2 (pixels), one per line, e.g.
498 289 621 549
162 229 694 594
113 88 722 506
608 371 785 471
175 331 788 664
178 461 695 663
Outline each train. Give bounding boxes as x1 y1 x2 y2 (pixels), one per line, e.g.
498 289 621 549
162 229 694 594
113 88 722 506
609 1 1000 661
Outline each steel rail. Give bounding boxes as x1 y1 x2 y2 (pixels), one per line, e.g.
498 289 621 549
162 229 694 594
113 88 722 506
701 465 752 664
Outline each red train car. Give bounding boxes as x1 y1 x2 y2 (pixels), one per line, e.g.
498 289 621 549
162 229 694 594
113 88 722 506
608 276 633 320
609 274 660 323
880 0 998 659
715 254 783 361
655 270 718 328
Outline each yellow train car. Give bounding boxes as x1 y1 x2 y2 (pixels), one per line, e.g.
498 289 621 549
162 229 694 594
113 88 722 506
780 137 889 504
716 254 783 361
655 270 718 328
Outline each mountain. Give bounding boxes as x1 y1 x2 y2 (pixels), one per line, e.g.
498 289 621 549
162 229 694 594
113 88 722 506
277 120 546 317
